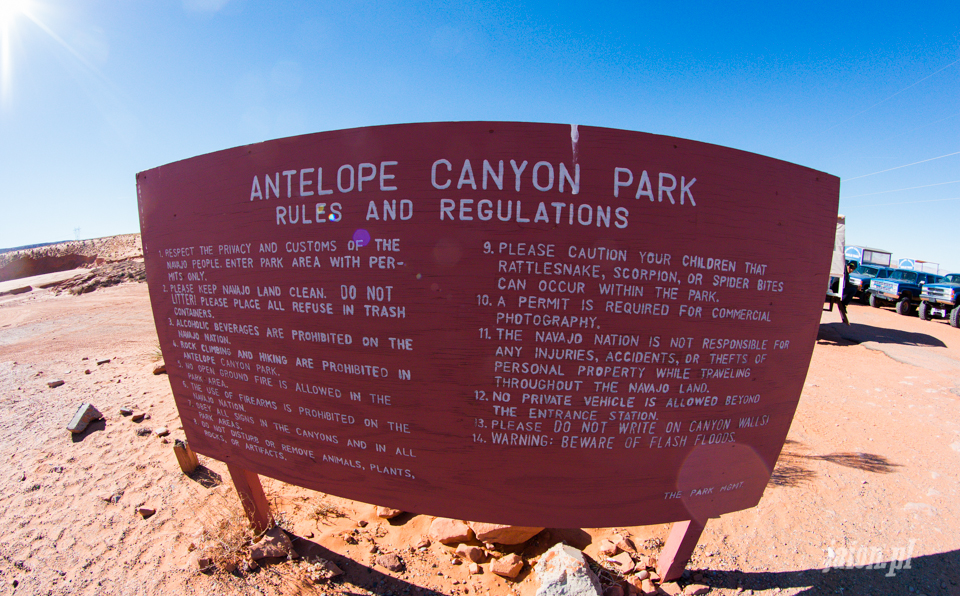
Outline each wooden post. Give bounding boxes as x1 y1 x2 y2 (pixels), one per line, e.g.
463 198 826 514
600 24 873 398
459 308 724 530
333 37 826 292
173 439 199 474
226 464 272 533
657 519 706 582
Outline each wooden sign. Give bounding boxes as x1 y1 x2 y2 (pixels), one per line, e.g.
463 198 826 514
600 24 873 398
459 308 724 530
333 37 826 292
137 122 839 528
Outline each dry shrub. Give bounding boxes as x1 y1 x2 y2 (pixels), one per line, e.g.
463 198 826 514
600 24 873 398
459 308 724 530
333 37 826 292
195 491 257 573
311 500 345 523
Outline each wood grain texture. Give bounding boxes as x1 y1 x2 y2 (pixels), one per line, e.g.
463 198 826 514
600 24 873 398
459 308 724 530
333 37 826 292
137 122 839 527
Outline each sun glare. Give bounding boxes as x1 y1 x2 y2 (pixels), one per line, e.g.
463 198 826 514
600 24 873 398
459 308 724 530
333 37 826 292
0 0 29 27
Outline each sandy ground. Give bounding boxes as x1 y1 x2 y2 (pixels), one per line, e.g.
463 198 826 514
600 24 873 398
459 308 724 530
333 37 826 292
0 279 958 596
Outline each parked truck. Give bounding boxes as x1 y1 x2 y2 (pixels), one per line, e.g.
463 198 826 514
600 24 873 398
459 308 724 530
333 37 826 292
867 269 944 315
918 273 960 327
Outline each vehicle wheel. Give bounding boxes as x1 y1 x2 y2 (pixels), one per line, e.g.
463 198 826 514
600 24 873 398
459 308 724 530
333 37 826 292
951 307 960 328
896 298 913 316
918 302 931 321
869 294 881 308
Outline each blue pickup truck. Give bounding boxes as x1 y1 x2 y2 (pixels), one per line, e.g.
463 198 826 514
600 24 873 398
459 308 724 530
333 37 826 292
848 265 896 303
918 273 960 327
867 269 944 315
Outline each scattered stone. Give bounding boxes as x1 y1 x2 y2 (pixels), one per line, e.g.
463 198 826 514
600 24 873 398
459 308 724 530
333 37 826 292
152 362 166 375
469 522 544 545
18 472 26 482
659 582 683 596
635 569 650 580
376 506 403 519
368 544 379 554
136 428 152 437
137 506 156 519
468 562 481 575
625 575 644 594
242 559 258 572
84 370 91 374
131 412 145 422
598 538 619 556
683 584 709 596
305 558 342 581
376 553 405 572
66 403 103 433
640 578 656 595
48 380 65 388
160 438 169 444
452 558 462 565
615 534 637 554
534 543 602 596
643 556 657 570
415 536 431 549
251 527 296 560
221 560 237 574
357 520 368 528
119 407 133 416
97 358 111 365
100 490 123 504
429 517 474 545
189 552 214 572
455 544 485 563
609 552 635 573
154 427 170 437
490 553 524 579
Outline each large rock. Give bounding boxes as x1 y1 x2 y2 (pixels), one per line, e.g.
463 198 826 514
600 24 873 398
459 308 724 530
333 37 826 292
251 527 296 560
468 522 544 545
429 517 474 544
376 506 403 519
491 553 525 579
535 543 602 596
66 403 102 433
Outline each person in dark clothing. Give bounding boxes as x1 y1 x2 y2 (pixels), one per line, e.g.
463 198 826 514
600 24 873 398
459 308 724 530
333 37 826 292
841 261 857 306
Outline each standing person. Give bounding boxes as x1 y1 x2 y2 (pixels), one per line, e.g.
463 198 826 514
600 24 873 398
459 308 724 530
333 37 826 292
841 261 857 306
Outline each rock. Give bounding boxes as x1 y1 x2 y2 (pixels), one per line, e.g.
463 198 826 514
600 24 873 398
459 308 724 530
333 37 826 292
683 584 709 595
152 363 166 375
468 562 481 574
376 506 403 519
100 490 123 504
598 539 619 556
534 543 602 596
189 552 214 572
357 520 368 528
84 369 91 374
306 558 343 580
615 534 637 554
609 552 635 573
131 412 145 422
136 428 152 436
659 582 682 596
640 579 656 595
154 427 170 437
643 556 657 569
469 522 544 545
490 553 524 579
376 553 405 572
635 569 649 580
138 506 156 518
415 536 430 549
429 517 474 545
47 380 65 388
251 527 296 560
455 544 485 563
221 560 237 574
97 358 111 365
66 403 102 433
119 407 133 416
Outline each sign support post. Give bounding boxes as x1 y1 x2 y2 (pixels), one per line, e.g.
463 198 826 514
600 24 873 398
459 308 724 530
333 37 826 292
227 464 272 534
657 519 706 581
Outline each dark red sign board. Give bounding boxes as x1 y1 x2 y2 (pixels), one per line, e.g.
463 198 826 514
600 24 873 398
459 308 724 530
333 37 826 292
137 122 839 528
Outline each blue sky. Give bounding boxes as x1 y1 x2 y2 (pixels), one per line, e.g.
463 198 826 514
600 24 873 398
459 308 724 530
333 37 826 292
1 1 958 271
